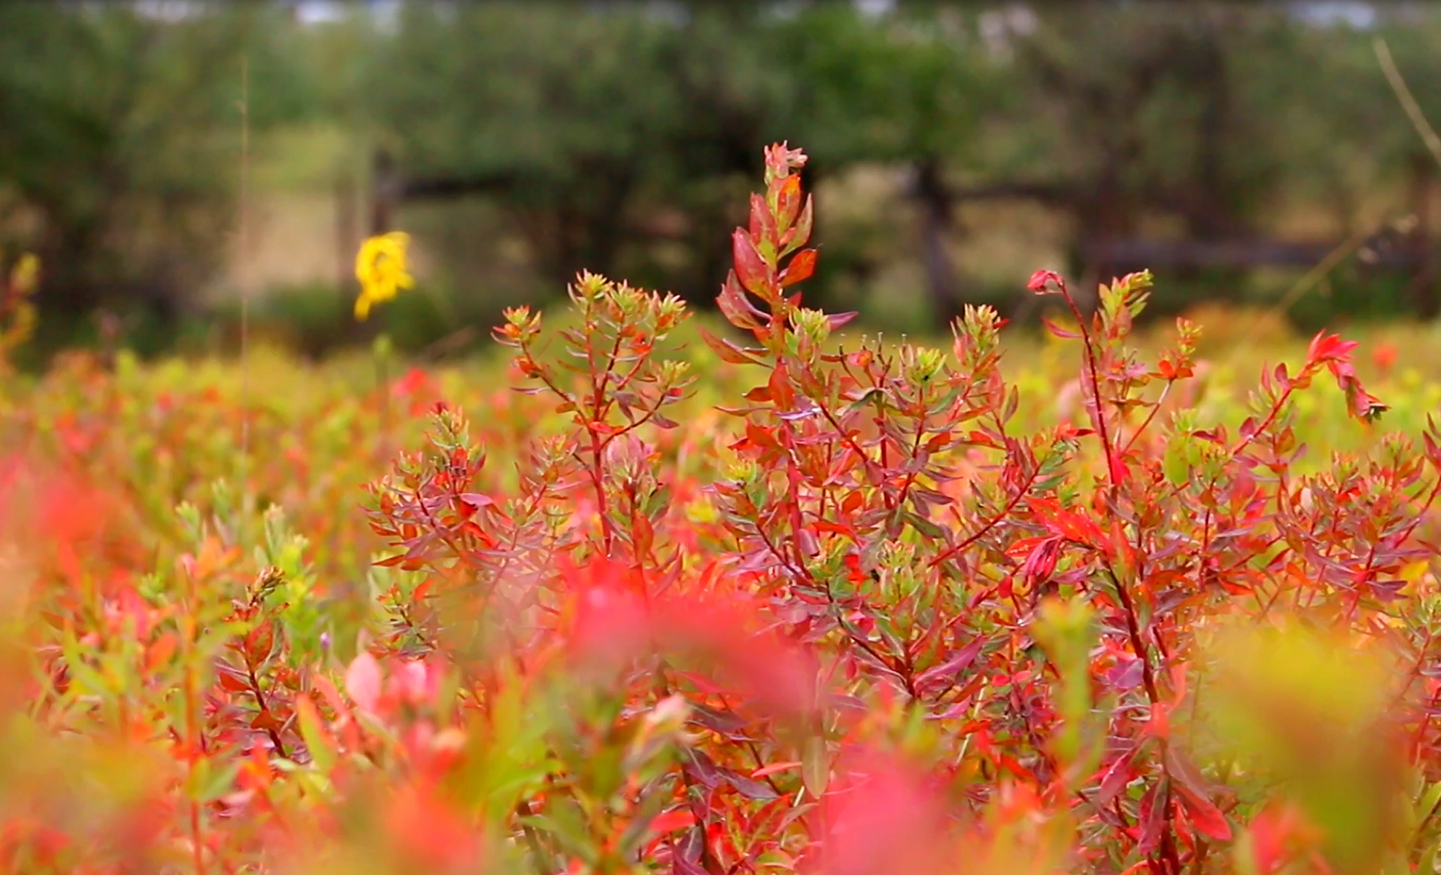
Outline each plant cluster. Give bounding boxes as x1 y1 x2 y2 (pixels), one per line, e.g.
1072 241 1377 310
1 144 1441 875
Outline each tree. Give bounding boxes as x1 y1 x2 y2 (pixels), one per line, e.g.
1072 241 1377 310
358 1 1013 315
0 2 311 337
351 1 1441 329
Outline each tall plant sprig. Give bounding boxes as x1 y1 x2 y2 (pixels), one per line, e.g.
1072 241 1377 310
496 272 694 562
701 143 1067 863
698 142 854 362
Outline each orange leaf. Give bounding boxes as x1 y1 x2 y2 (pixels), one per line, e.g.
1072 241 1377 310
145 632 178 673
779 249 817 288
751 761 801 778
775 174 803 228
1147 702 1171 741
732 229 772 298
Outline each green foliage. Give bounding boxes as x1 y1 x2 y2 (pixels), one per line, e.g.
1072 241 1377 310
11 2 1441 359
0 3 312 320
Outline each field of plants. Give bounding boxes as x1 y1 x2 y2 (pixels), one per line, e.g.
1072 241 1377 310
5 144 1441 875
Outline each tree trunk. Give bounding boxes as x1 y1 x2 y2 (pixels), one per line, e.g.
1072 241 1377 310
913 156 961 323
370 148 400 236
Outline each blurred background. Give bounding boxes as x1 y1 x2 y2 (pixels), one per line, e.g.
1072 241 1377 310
3 0 1441 363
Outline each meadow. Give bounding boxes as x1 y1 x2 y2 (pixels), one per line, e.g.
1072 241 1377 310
4 144 1441 874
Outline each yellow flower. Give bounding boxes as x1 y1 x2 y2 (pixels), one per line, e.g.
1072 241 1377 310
1 305 35 348
354 231 414 321
10 254 38 296
0 251 39 355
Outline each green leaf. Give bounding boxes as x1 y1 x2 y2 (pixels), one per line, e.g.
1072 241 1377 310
617 785 675 857
903 510 947 540
802 735 829 799
185 756 241 803
524 801 598 864
1162 434 1194 487
1412 780 1441 844
295 698 336 775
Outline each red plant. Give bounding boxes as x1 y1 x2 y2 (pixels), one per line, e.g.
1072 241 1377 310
351 142 1441 875
5 142 1441 875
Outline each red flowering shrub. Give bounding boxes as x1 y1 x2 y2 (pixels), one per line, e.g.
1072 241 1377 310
2 142 1441 875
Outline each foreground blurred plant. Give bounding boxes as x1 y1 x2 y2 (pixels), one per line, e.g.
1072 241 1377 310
1 143 1440 875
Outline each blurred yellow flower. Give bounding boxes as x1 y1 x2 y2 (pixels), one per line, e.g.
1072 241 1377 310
10 254 38 295
0 250 40 356
354 232 414 321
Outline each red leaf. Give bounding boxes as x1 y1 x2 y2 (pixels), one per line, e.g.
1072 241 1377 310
1094 747 1136 807
1041 315 1080 339
783 195 814 254
1136 780 1167 854
346 652 383 714
698 326 765 366
745 421 780 452
751 761 801 778
1109 454 1129 484
767 362 797 411
648 808 696 836
217 670 251 694
779 249 818 288
775 174 803 229
749 193 778 248
717 273 766 331
1166 748 1230 840
1178 788 1232 842
814 519 856 539
1028 269 1064 294
1020 537 1062 586
1053 509 1102 546
914 639 984 690
732 229 772 297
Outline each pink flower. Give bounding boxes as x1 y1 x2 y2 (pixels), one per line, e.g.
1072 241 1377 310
1027 269 1065 294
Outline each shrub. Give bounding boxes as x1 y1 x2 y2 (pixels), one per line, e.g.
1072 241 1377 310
3 142 1441 875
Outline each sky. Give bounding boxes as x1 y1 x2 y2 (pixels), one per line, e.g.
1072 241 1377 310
149 0 1386 30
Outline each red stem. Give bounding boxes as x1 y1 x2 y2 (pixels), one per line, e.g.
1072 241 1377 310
1056 282 1120 490
928 463 1042 569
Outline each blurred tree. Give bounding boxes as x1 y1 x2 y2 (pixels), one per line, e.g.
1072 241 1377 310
360 2 775 304
774 2 1013 320
358 1 1014 316
975 4 1278 304
0 2 312 342
11 0 1435 356
1009 2 1441 310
